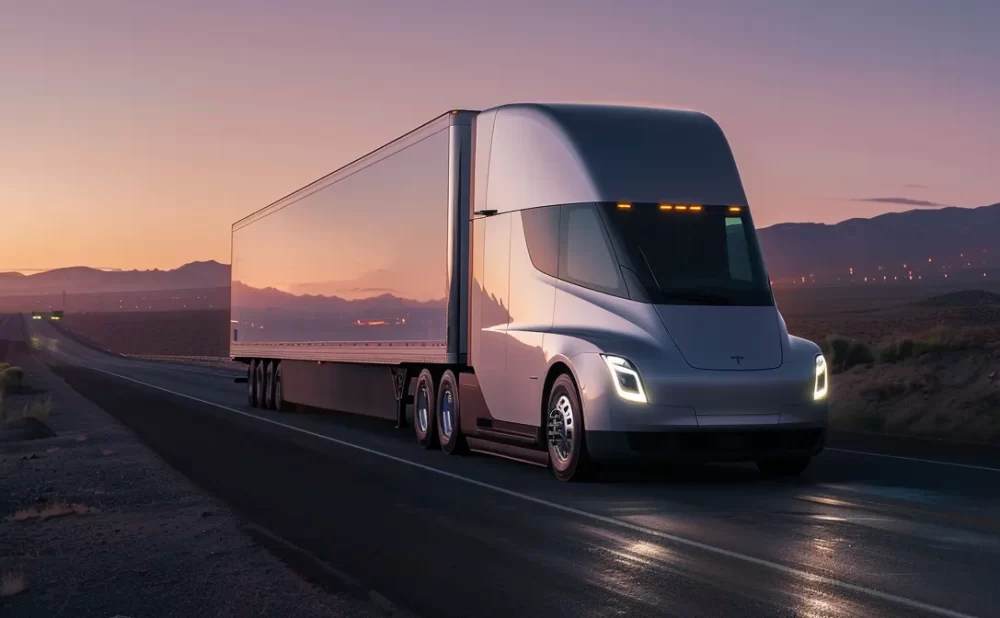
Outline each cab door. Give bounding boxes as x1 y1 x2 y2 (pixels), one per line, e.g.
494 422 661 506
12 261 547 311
470 212 511 423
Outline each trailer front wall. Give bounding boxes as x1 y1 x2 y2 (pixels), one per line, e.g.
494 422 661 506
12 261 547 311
231 125 452 363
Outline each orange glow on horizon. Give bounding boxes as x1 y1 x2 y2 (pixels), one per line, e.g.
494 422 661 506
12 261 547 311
2 3 997 272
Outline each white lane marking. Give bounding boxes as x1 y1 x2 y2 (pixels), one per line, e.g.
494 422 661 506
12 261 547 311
827 448 1000 473
74 364 978 618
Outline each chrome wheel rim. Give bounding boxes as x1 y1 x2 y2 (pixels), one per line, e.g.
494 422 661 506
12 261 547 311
440 388 454 440
416 382 429 433
547 394 574 464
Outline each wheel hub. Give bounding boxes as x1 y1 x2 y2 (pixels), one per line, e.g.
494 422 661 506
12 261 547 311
440 389 454 440
416 383 429 433
547 395 574 463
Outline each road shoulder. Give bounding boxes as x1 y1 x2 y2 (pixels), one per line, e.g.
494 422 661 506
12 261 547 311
0 319 382 618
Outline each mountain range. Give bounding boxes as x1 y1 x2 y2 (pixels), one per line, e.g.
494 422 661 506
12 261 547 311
2 202 998 303
0 260 230 295
757 202 1000 284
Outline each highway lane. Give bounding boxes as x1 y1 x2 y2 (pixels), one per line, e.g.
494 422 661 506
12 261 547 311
11 314 1000 618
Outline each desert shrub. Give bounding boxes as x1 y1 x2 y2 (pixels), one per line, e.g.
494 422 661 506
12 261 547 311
823 336 873 373
2 366 24 393
0 396 51 427
880 339 915 363
877 325 982 364
862 380 910 402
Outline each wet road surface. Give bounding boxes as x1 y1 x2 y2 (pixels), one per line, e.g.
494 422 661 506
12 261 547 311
6 314 999 618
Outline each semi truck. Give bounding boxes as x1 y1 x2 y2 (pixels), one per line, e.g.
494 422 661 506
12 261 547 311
230 103 829 481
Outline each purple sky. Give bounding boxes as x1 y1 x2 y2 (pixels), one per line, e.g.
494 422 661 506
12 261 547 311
2 0 998 271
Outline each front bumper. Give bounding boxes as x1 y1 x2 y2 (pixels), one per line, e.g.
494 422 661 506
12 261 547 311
587 426 826 462
571 352 829 461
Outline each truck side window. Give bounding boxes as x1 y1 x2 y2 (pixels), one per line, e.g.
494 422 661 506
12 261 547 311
521 205 560 277
559 204 626 297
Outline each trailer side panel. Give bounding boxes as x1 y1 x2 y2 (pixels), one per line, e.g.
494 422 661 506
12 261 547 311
231 115 462 364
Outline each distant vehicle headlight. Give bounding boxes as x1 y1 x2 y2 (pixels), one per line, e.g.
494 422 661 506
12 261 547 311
601 355 648 403
814 354 828 400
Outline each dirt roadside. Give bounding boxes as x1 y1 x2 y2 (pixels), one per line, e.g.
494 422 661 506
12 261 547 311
0 316 387 618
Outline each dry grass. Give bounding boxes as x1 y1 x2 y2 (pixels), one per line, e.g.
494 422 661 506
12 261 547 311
9 500 99 522
0 570 28 598
1 365 25 393
0 396 52 428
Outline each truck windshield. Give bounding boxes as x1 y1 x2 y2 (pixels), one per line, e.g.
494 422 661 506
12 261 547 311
599 203 773 306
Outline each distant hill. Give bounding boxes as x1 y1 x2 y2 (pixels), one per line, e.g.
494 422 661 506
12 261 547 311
758 203 1000 285
0 260 229 295
914 290 1000 308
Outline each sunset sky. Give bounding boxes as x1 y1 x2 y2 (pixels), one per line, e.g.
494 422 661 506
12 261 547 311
2 0 998 273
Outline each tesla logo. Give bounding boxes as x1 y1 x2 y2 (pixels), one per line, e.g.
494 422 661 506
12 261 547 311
731 355 744 365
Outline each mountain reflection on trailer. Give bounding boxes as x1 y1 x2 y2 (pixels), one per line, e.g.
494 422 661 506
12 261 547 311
230 103 829 481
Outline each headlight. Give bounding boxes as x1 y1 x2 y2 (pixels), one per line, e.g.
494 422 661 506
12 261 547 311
601 355 648 403
814 354 828 400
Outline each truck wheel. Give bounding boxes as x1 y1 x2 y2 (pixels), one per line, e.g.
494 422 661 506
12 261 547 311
413 369 439 448
264 361 277 410
254 360 266 409
546 374 593 482
437 370 466 455
757 456 811 477
248 360 258 407
273 362 290 412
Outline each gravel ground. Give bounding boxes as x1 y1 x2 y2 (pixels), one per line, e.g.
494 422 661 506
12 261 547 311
0 323 384 618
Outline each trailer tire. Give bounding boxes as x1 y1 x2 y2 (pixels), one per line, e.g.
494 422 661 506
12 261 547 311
546 374 593 482
264 360 277 410
437 370 466 455
254 360 266 410
413 369 439 449
248 360 258 407
273 362 290 412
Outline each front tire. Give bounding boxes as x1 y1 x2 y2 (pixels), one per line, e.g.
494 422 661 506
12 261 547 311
437 370 466 455
757 456 811 477
546 374 593 482
413 369 439 449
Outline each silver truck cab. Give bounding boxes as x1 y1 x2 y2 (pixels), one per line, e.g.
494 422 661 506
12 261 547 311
467 103 828 480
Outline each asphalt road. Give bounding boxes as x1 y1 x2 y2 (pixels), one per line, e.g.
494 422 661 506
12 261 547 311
7 314 1000 618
